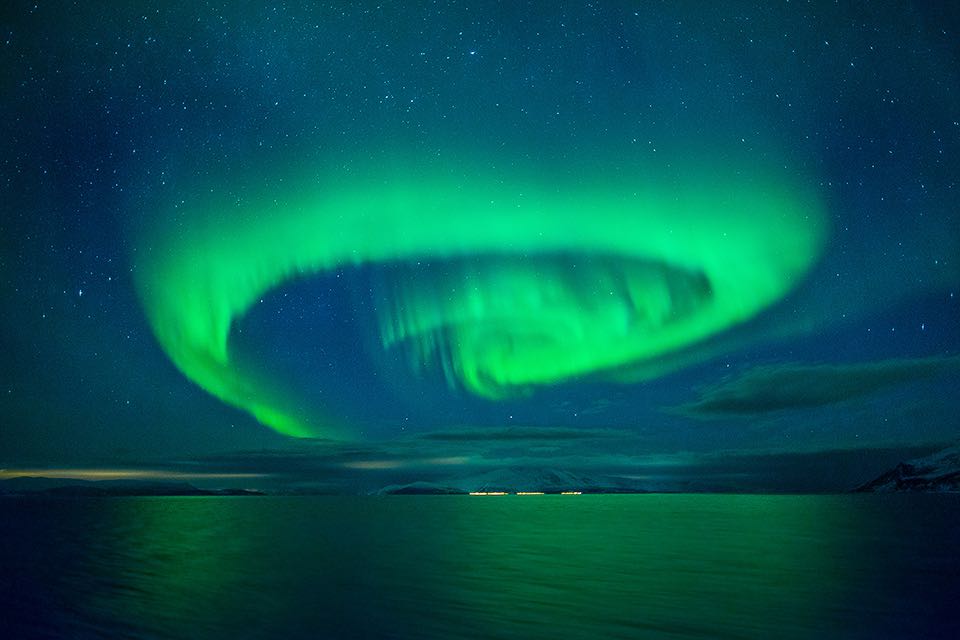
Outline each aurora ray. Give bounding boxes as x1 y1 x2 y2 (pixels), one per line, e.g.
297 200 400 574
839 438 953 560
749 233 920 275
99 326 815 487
133 164 826 438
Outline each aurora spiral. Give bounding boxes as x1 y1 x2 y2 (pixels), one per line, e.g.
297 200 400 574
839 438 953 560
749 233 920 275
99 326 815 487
133 162 825 438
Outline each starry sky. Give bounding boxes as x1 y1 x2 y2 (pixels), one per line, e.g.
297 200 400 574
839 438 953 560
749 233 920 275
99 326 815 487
1 1 958 490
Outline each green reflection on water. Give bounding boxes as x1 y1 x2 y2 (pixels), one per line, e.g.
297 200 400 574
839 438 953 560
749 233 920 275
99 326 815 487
75 495 863 639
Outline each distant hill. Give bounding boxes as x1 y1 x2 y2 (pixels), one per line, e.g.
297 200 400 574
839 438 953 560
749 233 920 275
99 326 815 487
853 446 960 492
0 477 265 497
378 481 467 495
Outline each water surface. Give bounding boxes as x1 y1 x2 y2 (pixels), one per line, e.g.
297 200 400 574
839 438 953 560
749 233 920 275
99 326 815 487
2 495 958 639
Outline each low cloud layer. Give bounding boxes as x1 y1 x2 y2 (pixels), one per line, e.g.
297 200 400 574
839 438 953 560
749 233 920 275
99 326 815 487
418 426 631 442
5 410 956 494
678 355 960 417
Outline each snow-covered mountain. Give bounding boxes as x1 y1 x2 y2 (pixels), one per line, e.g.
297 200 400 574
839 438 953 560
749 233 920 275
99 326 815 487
853 445 960 492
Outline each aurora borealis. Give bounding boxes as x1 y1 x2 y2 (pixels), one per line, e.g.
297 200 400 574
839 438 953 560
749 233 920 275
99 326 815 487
135 164 825 437
1 0 958 481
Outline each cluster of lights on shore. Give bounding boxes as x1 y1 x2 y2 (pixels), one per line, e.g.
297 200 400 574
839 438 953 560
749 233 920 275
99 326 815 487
468 491 583 496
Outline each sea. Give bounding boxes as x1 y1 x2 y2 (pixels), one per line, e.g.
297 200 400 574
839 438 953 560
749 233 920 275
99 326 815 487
1 494 958 639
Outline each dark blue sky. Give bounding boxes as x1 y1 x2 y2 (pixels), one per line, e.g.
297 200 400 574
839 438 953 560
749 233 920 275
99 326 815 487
1 2 958 488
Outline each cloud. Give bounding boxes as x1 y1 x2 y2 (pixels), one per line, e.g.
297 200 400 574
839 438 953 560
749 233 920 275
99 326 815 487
679 355 960 417
163 427 646 484
417 426 630 442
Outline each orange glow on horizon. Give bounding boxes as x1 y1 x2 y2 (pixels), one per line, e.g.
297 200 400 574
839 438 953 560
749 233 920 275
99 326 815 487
343 456 470 470
0 468 267 481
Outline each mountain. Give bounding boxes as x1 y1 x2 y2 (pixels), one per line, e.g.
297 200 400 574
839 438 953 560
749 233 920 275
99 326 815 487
0 477 265 496
453 467 637 493
378 468 647 495
377 481 467 495
853 446 960 492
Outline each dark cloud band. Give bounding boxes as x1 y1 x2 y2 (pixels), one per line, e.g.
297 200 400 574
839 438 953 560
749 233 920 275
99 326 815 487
679 355 960 417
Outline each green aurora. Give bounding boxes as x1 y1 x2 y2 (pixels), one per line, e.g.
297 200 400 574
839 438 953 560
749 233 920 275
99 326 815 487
134 162 826 438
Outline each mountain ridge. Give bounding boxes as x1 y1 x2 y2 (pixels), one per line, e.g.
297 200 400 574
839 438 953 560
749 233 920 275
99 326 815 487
853 445 960 492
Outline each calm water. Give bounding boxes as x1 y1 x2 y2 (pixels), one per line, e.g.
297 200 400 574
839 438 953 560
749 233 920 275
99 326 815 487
1 495 958 639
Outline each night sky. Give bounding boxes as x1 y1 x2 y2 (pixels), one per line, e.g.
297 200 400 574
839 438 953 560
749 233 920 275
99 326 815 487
1 1 958 490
